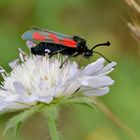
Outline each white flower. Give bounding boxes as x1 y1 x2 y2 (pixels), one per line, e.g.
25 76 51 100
0 52 116 112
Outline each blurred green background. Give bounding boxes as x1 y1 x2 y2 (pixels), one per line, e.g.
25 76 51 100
0 0 140 140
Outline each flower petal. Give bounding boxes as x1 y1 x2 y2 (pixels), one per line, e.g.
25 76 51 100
39 78 48 90
37 96 53 104
18 48 29 62
80 76 114 88
61 81 81 96
83 87 110 96
0 66 5 73
13 82 25 95
82 58 105 75
95 61 117 75
9 59 19 69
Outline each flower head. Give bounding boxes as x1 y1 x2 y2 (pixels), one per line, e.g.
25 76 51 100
0 50 116 112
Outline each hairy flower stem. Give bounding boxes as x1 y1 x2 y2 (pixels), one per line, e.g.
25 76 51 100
42 105 60 140
47 115 59 140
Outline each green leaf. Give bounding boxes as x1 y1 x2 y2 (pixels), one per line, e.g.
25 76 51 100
62 97 96 110
3 104 44 135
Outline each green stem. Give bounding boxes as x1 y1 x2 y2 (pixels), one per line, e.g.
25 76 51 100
47 115 60 140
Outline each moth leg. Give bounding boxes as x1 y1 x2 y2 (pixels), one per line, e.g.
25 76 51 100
59 56 69 68
77 54 84 66
48 48 67 58
59 52 78 68
74 87 80 93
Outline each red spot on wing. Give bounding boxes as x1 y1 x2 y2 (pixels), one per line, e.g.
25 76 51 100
33 32 46 41
48 33 59 43
61 38 77 48
48 33 77 48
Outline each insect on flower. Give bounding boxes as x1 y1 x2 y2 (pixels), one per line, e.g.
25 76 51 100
22 27 111 63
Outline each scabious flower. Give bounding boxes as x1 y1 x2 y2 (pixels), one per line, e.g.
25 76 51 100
0 52 116 112
0 46 116 139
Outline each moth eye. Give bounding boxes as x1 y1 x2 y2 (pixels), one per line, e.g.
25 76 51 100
45 49 51 53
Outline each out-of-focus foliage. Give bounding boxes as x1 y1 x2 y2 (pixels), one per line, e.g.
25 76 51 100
0 0 140 140
125 0 140 56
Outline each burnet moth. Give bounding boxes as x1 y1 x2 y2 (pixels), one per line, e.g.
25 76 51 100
22 27 111 64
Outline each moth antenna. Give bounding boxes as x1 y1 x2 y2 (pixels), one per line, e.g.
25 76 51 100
91 41 110 51
92 51 112 63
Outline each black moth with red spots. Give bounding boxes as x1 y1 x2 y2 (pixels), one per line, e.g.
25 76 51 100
22 27 111 61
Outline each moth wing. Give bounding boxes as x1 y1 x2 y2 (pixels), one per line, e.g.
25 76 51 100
22 27 77 48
